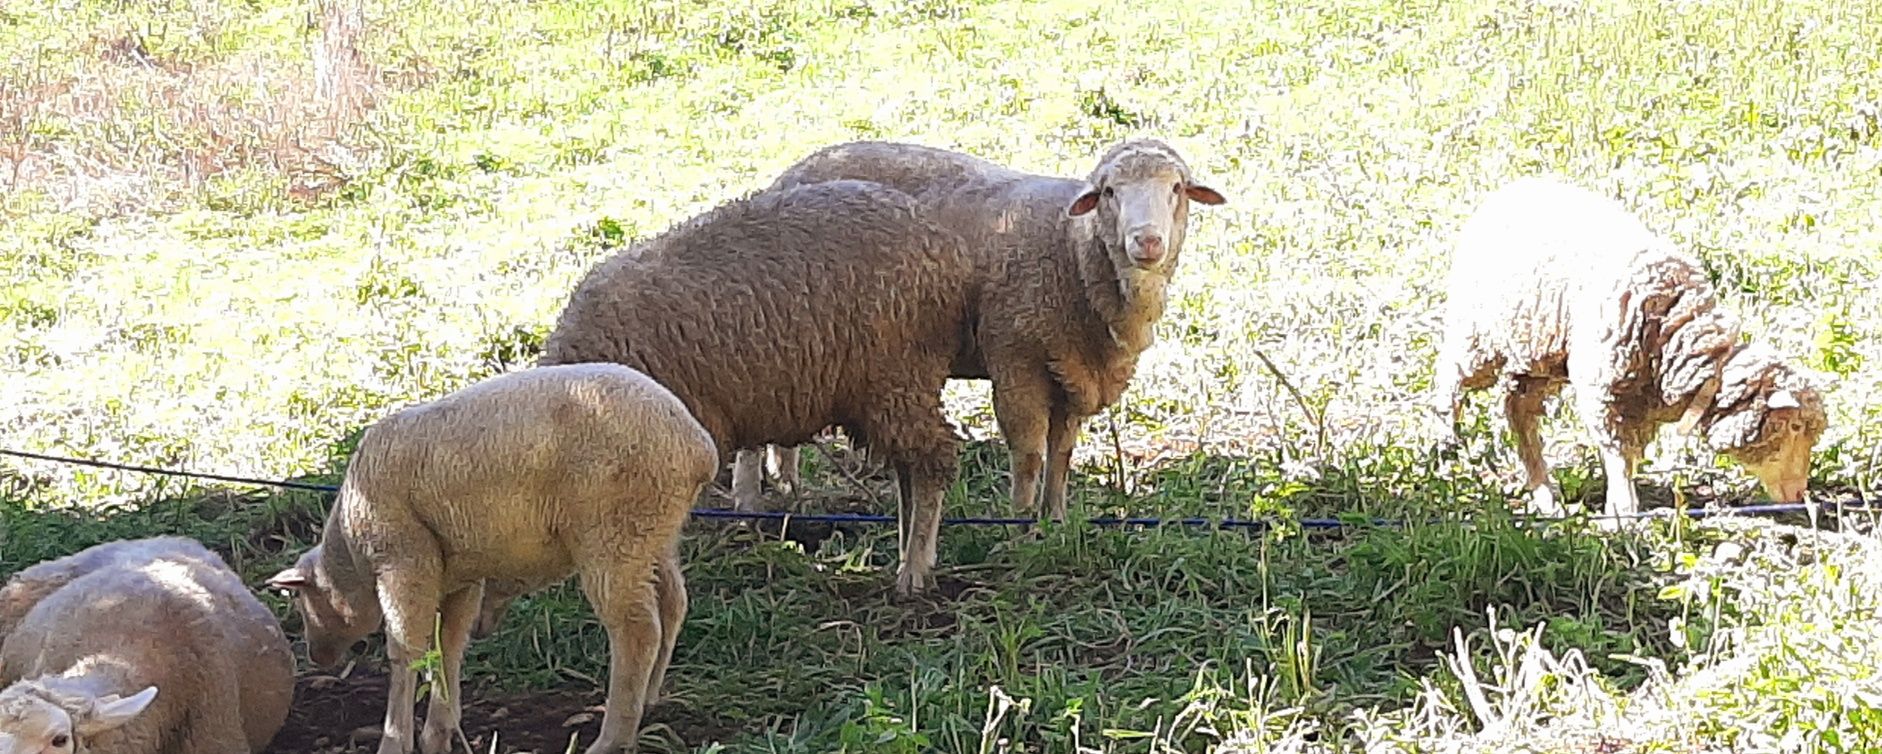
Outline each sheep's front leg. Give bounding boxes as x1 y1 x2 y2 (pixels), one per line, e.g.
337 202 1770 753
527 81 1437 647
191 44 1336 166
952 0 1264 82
419 584 481 754
1041 403 1085 524
991 371 1053 515
376 570 443 754
1596 443 1644 527
767 445 800 497
893 458 952 596
731 449 765 512
889 462 937 570
580 567 661 754
1502 379 1563 517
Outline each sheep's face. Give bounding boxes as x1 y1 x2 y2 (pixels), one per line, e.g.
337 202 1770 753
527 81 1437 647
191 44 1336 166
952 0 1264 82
267 546 378 669
1716 387 1827 503
0 686 157 754
1067 143 1225 281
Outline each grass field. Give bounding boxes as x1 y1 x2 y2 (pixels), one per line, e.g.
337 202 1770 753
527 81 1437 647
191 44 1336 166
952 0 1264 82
5 0 1882 751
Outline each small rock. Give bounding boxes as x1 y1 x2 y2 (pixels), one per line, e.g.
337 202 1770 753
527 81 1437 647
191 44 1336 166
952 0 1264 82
488 706 511 721
562 712 596 728
349 725 384 744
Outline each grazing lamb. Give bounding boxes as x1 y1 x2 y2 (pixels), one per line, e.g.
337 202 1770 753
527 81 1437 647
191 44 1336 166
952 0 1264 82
0 537 294 754
730 139 1227 522
266 363 717 754
1433 175 1827 520
535 179 976 596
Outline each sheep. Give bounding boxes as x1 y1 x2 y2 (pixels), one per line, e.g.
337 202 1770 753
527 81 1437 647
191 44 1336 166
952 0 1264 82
728 139 1227 522
533 178 976 596
264 363 718 754
1432 175 1828 520
0 537 295 754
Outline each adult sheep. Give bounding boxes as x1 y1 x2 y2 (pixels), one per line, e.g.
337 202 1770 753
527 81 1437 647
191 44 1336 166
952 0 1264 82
730 139 1226 523
1433 175 1827 520
0 537 294 754
533 179 975 596
268 363 717 754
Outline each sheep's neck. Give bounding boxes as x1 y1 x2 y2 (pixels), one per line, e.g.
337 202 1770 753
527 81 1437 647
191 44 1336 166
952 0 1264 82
1074 231 1166 355
324 492 383 622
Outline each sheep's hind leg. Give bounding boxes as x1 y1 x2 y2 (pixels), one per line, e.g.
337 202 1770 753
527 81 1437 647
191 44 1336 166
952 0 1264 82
1041 403 1085 524
418 584 481 754
1503 378 1564 517
645 552 688 710
580 564 662 754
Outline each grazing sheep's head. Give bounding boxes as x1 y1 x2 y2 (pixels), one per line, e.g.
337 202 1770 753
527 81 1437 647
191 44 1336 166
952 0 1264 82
1701 345 1828 503
267 544 380 669
0 684 156 754
1066 139 1225 280
470 587 518 641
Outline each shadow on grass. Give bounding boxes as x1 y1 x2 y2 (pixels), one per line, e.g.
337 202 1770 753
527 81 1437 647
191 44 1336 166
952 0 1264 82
0 436 1755 752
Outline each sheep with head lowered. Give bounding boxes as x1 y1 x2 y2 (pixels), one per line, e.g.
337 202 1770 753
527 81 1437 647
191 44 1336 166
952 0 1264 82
0 536 294 754
532 179 976 596
729 139 1226 523
266 363 717 754
1433 175 1828 520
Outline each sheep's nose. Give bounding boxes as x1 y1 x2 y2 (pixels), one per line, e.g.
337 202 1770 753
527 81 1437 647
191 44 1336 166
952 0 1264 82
1129 232 1165 265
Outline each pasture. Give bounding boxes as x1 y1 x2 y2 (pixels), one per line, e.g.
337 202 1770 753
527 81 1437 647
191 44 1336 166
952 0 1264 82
4 0 1881 751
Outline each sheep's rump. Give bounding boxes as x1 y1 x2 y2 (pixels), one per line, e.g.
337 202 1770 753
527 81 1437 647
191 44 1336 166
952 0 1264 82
341 363 718 583
1441 176 1683 390
768 141 1024 198
541 179 976 458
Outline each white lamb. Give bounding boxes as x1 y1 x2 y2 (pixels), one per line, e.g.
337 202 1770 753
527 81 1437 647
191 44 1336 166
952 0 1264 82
267 363 717 754
0 537 295 754
1434 175 1827 519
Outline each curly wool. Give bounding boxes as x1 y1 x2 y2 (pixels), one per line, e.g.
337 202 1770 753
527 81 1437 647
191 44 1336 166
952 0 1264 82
1703 343 1828 455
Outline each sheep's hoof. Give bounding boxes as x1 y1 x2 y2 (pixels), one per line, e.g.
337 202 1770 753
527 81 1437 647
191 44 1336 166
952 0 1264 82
894 565 935 597
418 723 462 754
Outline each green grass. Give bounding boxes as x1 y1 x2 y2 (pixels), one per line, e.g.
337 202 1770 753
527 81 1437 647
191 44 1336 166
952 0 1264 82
5 0 1882 750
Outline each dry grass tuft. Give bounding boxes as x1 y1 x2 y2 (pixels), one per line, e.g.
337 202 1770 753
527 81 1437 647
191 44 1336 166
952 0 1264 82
0 0 378 214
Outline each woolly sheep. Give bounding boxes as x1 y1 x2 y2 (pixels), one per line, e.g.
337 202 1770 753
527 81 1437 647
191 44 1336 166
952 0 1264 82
1432 175 1828 519
730 139 1226 522
265 363 717 754
0 537 294 754
534 179 976 596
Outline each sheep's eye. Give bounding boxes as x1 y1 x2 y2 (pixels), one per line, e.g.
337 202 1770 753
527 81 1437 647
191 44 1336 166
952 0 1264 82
1101 186 1114 198
51 734 70 748
1171 182 1182 194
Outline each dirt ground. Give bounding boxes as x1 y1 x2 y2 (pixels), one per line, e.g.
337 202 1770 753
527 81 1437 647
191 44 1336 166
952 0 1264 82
271 670 736 754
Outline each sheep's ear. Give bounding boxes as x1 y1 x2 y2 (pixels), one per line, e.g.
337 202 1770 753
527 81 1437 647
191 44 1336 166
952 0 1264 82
1184 184 1226 206
1767 389 1801 410
1066 189 1101 217
76 686 157 736
267 566 309 592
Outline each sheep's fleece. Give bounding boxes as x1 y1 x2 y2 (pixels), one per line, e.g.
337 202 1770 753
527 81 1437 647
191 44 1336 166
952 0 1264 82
734 138 1226 522
269 362 717 754
538 179 976 596
1433 175 1827 518
1 537 294 754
